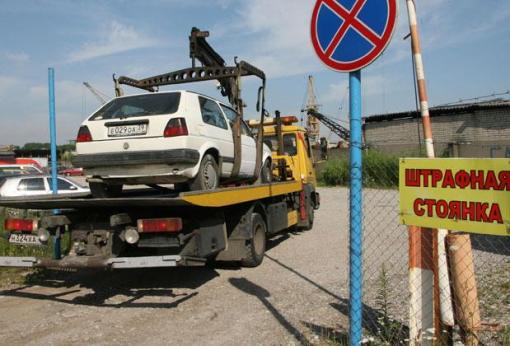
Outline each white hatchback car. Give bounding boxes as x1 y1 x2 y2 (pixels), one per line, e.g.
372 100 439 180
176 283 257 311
0 175 90 197
73 91 272 196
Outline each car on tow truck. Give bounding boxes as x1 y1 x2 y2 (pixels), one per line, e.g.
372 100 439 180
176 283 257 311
73 91 272 197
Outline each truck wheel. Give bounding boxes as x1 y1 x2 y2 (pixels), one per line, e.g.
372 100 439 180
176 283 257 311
303 204 314 230
189 154 219 191
241 213 267 267
301 192 315 231
89 181 122 198
257 159 272 184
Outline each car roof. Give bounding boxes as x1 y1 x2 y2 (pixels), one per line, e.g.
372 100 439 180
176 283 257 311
2 174 66 181
111 90 232 108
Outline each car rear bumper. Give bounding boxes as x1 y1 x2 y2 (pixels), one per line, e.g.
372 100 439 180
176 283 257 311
72 149 200 168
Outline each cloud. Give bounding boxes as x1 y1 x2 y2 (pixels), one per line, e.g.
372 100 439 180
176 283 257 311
3 51 30 63
67 21 158 63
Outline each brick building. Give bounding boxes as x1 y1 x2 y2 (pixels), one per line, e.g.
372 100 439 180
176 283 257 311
363 100 510 158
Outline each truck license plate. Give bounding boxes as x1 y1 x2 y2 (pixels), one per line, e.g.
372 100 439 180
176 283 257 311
108 124 148 137
9 233 42 246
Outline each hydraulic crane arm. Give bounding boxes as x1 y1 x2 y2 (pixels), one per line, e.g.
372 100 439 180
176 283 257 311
83 82 108 105
306 109 350 141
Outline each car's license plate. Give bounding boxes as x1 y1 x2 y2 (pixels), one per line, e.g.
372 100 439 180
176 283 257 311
9 233 42 246
108 124 148 137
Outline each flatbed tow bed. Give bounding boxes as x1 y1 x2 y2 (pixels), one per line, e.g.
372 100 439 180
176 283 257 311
0 179 318 270
0 181 302 209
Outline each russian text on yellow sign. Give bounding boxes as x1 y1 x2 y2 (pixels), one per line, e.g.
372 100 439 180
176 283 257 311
399 158 510 236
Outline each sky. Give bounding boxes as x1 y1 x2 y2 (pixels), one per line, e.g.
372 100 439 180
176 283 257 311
0 0 509 145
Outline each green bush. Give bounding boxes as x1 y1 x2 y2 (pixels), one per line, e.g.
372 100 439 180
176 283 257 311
320 159 350 186
319 150 399 188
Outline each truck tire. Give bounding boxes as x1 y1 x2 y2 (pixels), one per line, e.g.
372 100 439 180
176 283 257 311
301 190 315 231
303 202 314 230
89 181 122 198
241 213 267 267
189 154 219 191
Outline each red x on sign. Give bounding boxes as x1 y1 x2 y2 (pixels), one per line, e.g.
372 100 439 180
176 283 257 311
311 0 397 72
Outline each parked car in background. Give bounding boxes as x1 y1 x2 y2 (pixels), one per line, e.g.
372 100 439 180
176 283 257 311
0 164 44 177
73 91 272 197
59 167 84 176
0 175 90 197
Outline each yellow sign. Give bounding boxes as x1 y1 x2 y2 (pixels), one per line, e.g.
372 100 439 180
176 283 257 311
399 158 510 236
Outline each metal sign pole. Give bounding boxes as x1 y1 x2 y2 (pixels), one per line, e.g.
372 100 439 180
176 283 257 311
48 67 60 259
349 69 362 346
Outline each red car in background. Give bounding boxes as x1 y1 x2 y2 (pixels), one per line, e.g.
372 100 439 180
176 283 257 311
59 167 84 176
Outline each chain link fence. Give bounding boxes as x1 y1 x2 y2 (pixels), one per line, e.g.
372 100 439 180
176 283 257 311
352 149 510 345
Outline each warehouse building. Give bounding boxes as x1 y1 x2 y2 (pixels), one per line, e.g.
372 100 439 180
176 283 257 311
363 100 510 158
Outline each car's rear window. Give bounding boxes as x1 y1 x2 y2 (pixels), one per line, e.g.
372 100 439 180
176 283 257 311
89 93 181 120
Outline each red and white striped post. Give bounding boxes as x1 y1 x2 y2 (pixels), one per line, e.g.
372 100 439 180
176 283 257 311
405 1 454 343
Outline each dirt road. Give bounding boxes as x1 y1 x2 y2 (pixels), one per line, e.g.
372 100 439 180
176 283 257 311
0 187 351 346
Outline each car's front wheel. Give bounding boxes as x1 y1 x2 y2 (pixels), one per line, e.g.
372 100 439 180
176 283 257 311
89 181 123 198
189 154 219 191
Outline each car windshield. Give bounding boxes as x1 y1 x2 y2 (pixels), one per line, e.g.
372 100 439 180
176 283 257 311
89 93 181 120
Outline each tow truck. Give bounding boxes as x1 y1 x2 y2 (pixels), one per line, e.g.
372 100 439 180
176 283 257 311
0 28 319 270
0 114 318 269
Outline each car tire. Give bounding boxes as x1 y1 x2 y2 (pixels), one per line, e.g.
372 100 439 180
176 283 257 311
89 181 122 198
189 154 219 191
241 213 267 267
256 159 272 184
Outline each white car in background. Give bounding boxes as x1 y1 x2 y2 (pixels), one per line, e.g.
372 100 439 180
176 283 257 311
0 175 90 197
72 91 272 197
0 164 44 177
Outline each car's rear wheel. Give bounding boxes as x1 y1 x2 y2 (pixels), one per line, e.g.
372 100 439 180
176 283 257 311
189 154 219 191
89 181 123 198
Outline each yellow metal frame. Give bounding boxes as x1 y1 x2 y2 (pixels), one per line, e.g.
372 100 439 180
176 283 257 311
181 180 302 207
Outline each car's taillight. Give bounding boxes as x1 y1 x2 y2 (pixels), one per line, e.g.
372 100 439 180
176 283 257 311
4 218 38 233
164 118 188 137
137 218 183 233
76 126 92 142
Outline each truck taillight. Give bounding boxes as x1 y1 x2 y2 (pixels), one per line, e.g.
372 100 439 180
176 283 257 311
4 218 37 232
164 118 188 137
137 218 183 233
76 126 92 142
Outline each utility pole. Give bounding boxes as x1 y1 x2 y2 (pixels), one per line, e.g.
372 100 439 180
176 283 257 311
405 1 454 344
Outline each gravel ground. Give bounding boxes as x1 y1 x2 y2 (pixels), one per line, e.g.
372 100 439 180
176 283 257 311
0 187 350 346
0 186 508 345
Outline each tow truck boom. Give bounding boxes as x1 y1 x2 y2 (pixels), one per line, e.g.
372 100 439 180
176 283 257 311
114 27 266 179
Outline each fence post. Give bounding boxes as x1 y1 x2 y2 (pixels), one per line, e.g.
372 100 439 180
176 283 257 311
349 70 363 346
48 67 61 260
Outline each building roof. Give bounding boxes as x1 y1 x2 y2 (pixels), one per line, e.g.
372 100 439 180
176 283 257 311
364 99 510 123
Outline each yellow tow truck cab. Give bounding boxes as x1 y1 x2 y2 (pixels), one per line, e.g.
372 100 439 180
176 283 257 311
249 115 317 187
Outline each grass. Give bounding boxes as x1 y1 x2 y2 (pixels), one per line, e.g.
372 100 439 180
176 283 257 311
0 207 62 286
319 150 399 188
